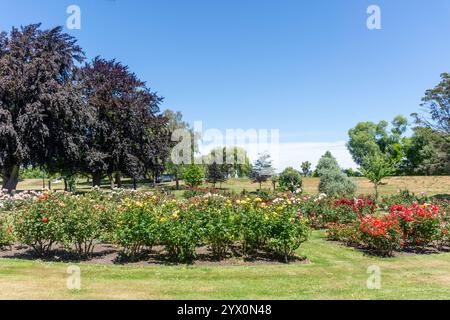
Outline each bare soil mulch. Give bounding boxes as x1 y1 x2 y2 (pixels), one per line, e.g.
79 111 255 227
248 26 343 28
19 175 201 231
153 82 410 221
0 242 309 266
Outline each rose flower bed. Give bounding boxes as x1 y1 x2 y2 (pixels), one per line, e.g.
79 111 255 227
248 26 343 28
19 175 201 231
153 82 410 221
325 194 450 256
0 190 310 263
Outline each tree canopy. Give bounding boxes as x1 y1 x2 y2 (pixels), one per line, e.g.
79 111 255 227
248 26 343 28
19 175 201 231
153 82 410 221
0 24 171 192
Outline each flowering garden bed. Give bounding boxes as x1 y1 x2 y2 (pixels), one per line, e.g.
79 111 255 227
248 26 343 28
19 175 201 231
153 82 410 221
0 189 449 264
0 189 310 264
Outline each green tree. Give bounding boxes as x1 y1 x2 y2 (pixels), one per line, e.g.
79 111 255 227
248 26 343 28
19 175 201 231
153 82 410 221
164 110 198 189
347 116 409 173
360 154 396 199
205 161 227 188
317 152 356 197
250 153 274 190
271 175 279 191
300 161 312 177
316 151 340 174
206 146 252 178
413 72 450 134
404 127 450 175
279 167 303 193
183 165 204 187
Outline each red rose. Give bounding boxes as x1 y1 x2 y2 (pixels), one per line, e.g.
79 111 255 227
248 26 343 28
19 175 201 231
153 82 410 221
42 217 49 223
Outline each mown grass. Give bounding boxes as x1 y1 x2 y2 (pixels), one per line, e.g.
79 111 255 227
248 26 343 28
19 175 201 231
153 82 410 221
17 176 450 198
1 231 450 299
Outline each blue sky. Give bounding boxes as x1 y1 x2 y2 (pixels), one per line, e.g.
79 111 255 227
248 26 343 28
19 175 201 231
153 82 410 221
2 0 450 169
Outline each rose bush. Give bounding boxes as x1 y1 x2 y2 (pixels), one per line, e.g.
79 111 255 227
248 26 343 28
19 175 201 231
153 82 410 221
358 215 403 256
390 203 441 247
14 194 65 256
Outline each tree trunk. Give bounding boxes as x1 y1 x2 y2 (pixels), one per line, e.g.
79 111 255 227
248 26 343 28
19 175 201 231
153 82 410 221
2 164 20 194
115 172 122 188
64 178 68 192
108 173 114 190
133 178 137 190
175 175 179 190
375 183 379 200
92 173 102 187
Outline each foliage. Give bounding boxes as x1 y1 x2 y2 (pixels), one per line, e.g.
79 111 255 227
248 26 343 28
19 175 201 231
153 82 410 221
250 153 274 189
360 154 396 199
205 161 228 187
301 161 312 177
405 127 450 175
158 205 203 262
278 167 303 193
13 194 65 256
19 167 47 179
359 215 403 256
183 165 204 187
391 203 441 247
414 72 450 134
0 214 14 248
206 147 252 178
347 116 409 173
316 151 356 197
196 197 235 259
115 199 159 258
380 190 428 211
267 206 309 262
80 57 170 187
316 152 356 199
62 194 113 256
0 24 86 192
318 169 357 198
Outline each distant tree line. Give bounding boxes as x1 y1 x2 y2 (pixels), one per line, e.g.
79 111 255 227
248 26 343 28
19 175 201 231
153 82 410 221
347 73 450 177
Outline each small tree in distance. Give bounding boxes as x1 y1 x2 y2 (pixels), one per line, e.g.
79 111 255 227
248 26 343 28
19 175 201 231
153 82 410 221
360 154 396 200
206 161 227 188
250 153 274 190
183 165 204 187
279 167 303 193
301 161 312 177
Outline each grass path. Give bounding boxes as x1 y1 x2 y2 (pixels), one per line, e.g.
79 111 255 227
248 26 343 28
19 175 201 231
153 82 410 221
1 231 450 299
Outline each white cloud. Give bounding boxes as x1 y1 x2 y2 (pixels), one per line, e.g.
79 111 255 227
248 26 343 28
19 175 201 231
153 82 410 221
199 140 357 172
272 141 358 172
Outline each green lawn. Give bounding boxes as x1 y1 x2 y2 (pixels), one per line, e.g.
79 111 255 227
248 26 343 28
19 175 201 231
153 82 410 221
17 176 450 198
1 231 450 300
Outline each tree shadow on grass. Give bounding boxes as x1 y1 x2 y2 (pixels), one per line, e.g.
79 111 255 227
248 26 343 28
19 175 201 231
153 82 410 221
0 244 118 263
0 243 310 266
328 239 450 258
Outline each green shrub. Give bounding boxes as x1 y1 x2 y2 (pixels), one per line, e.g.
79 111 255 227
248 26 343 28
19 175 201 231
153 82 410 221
196 198 235 259
278 167 303 193
0 214 14 248
183 165 204 187
318 169 356 197
61 195 107 256
316 151 356 197
392 203 441 247
268 207 309 262
159 208 203 262
326 222 361 245
359 215 403 256
14 194 64 256
115 200 159 258
235 201 271 254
